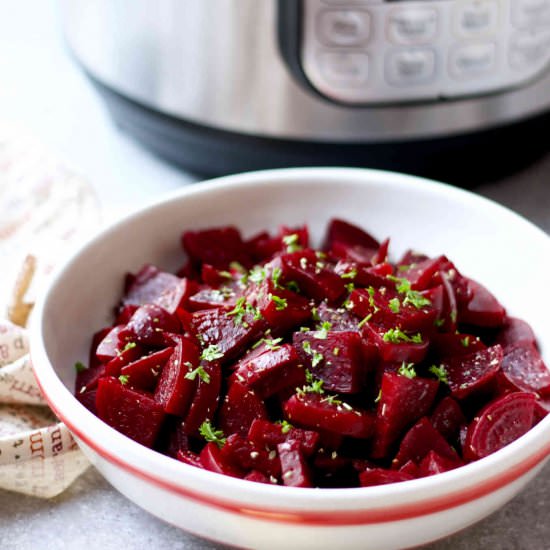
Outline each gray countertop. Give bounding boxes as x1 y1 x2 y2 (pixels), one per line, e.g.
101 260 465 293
0 1 549 548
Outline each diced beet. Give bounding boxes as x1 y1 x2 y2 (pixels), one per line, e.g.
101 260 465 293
199 442 244 477
88 328 111 371
96 376 165 448
494 317 537 350
201 264 228 287
359 468 414 487
95 325 127 363
443 345 503 400
349 286 437 334
371 372 439 458
313 450 352 475
221 434 281 478
500 342 550 397
182 359 222 435
463 392 536 461
123 304 181 347
439 269 458 332
430 332 486 360
103 342 145 377
75 363 106 394
244 470 271 484
176 449 203 468
232 344 305 398
398 460 420 478
458 278 506 328
277 440 312 488
371 238 390 265
182 226 253 270
398 250 429 267
154 335 200 416
279 250 346 304
400 256 448 291
119 347 173 391
293 331 369 393
164 421 191 458
361 322 429 364
283 394 374 439
430 396 466 443
187 285 241 311
76 389 97 414
334 261 393 289
188 307 265 364
219 382 268 437
115 304 139 325
418 450 463 477
315 302 359 331
247 419 320 457
392 417 460 469
324 219 380 264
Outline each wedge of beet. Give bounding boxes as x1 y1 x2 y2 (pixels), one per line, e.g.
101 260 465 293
279 250 346 304
399 256 448 290
187 284 241 311
371 372 439 458
500 342 550 397
495 317 537 350
119 347 174 391
247 419 320 457
232 344 305 398
96 376 165 448
221 434 281 478
244 470 271 484
430 332 486 360
458 278 506 328
95 325 127 363
182 226 253 270
76 388 97 414
188 306 265 364
334 261 392 289
176 449 203 469
444 345 503 400
283 394 375 439
123 304 181 347
292 330 369 393
463 392 536 461
199 442 244 478
75 362 105 395
324 218 380 264
359 468 414 487
392 417 460 469
430 396 466 443
248 225 309 262
154 335 200 416
219 382 268 437
361 322 429 364
315 302 359 331
418 450 462 477
277 440 312 487
103 342 145 377
115 304 139 325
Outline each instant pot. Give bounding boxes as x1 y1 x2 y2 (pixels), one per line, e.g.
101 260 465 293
61 0 550 183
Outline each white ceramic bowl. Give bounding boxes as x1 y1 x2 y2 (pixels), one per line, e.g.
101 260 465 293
31 168 550 550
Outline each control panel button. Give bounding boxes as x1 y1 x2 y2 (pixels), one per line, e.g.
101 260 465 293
454 1 499 37
512 0 550 29
318 51 369 87
450 42 496 78
510 30 550 68
387 8 438 45
317 10 371 47
386 49 436 86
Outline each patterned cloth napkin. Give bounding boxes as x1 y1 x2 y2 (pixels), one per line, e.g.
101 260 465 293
0 123 99 497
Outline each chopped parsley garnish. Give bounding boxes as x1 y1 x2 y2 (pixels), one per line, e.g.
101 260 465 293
321 394 343 406
397 264 412 272
311 307 320 322
302 341 324 367
398 362 417 379
286 280 300 293
297 369 325 396
277 420 293 434
434 318 445 328
226 296 262 325
118 374 130 385
388 297 401 313
271 266 283 288
357 313 372 329
382 328 423 344
229 261 246 274
74 361 87 373
218 270 233 279
282 233 302 253
249 266 267 284
429 364 449 385
119 341 137 354
461 337 470 348
200 344 224 362
387 275 431 310
199 420 226 448
270 294 288 311
252 337 283 351
345 282 355 293
314 321 332 339
185 365 211 384
374 389 382 403
340 268 357 280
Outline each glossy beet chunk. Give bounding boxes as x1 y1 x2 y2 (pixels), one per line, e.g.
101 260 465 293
247 419 320 457
221 434 281 478
500 342 550 397
458 278 506 328
199 442 243 478
219 382 268 437
95 325 127 363
283 394 374 439
443 345 503 400
119 347 173 391
359 469 414 487
371 372 439 458
123 304 181 347
430 396 466 443
494 317 537 350
463 392 536 461
293 330 370 394
277 440 312 487
324 218 380 264
418 450 462 477
96 376 165 448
